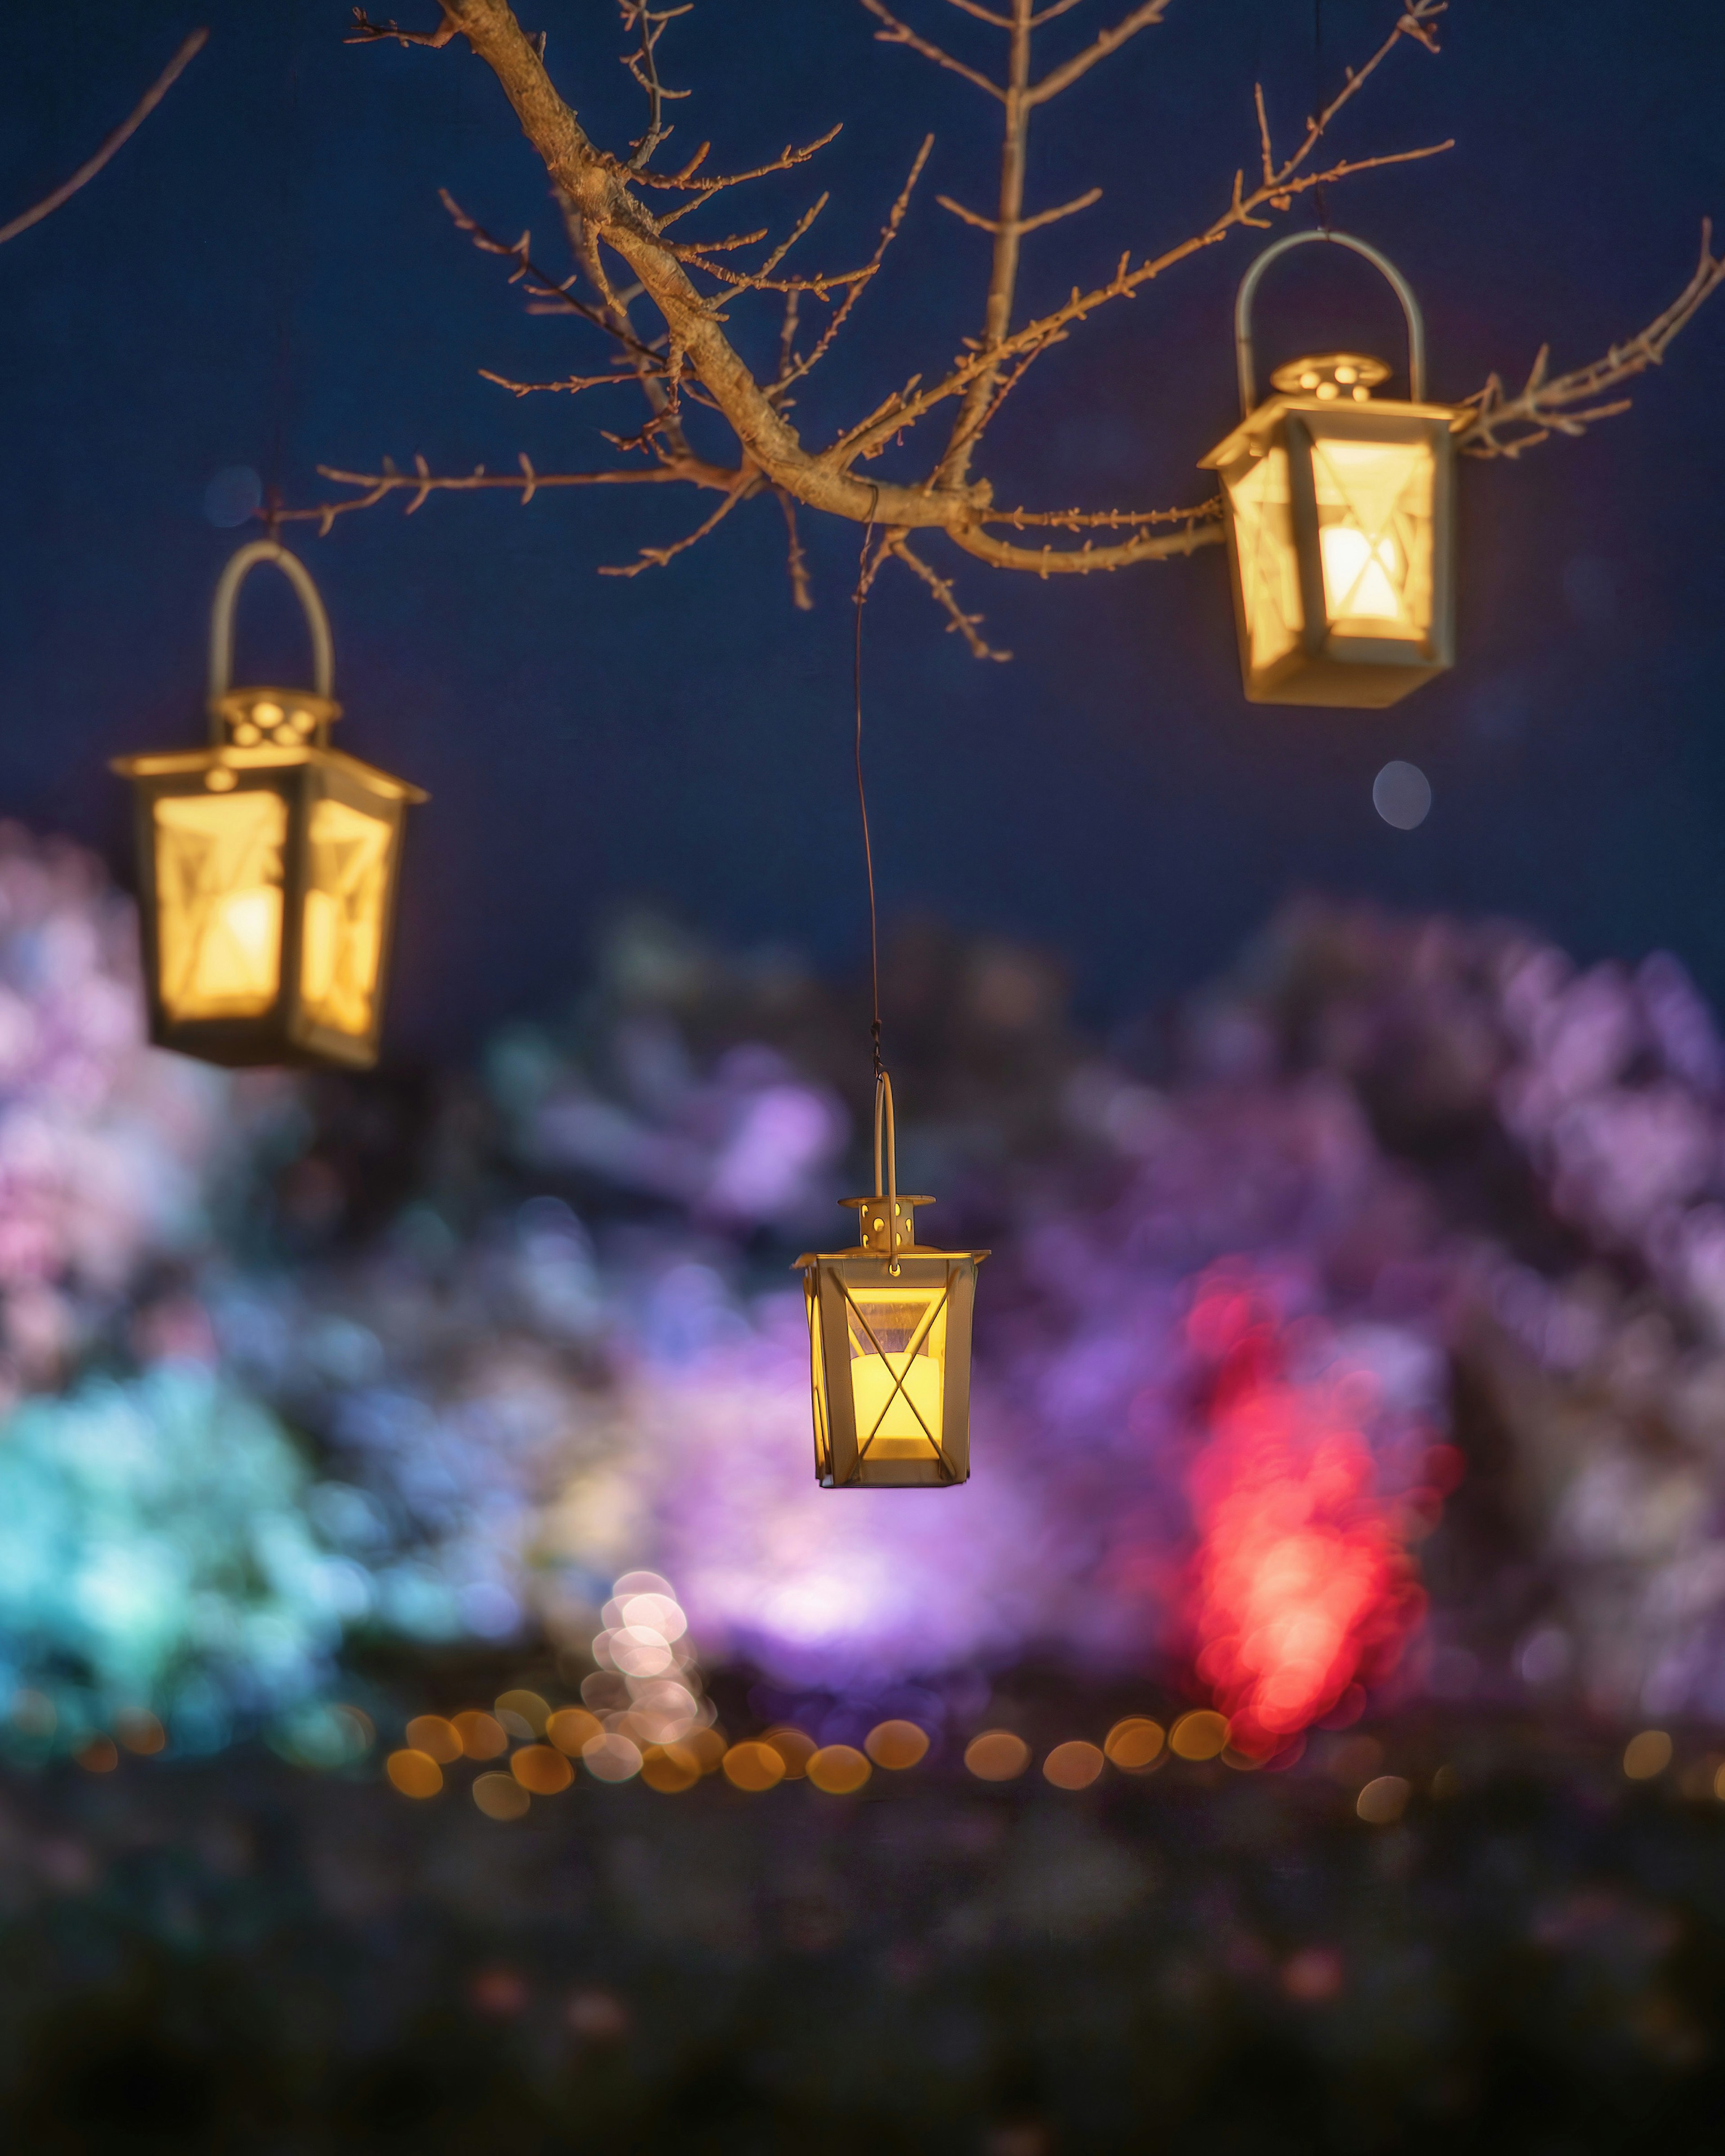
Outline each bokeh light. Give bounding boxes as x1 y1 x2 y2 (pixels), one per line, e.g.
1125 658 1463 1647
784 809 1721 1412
721 1741 786 1793
582 1732 643 1783
1372 760 1433 829
1355 1774 1411 1824
864 1720 929 1770
641 1742 700 1793
1042 1741 1104 1790
473 1771 530 1820
1169 1711 1230 1762
495 1688 549 1738
453 1710 509 1760
1623 1730 1672 1780
806 1744 871 1794
387 1748 443 1799
964 1732 1031 1782
406 1714 462 1764
1104 1718 1165 1771
117 1710 165 1755
511 1743 574 1794
547 1707 602 1755
764 1726 817 1778
1183 1277 1426 1756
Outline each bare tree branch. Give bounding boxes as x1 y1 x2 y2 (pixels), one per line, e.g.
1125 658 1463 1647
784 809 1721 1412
775 487 814 609
0 28 208 248
860 0 1006 100
598 471 759 574
276 453 739 536
1457 222 1725 458
293 0 1720 658
1027 0 1173 106
889 533 1012 658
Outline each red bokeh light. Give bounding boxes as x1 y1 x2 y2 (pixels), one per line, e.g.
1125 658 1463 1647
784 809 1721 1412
1182 1272 1429 1755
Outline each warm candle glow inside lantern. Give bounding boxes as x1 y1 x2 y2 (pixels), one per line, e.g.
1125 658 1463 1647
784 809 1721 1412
797 1076 986 1488
113 542 425 1069
1202 233 1464 709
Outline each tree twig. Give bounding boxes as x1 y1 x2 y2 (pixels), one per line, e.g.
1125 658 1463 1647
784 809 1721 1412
1457 222 1725 459
0 28 208 249
889 533 1012 658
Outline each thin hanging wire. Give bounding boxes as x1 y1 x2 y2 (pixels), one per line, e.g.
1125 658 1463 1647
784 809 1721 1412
1312 0 1331 234
854 485 883 1080
264 0 306 538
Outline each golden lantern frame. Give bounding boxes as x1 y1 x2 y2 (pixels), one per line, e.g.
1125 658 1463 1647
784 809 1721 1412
796 1071 987 1489
1200 230 1466 709
112 541 425 1070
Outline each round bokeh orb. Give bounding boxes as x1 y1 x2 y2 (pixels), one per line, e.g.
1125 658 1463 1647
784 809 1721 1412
203 464 262 530
1372 760 1433 830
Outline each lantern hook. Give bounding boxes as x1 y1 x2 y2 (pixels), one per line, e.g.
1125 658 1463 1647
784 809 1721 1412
207 539 335 711
1234 229 1427 416
873 1067 900 1276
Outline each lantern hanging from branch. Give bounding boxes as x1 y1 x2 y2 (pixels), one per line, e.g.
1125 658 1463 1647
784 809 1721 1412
113 540 425 1069
1201 230 1466 709
796 1071 987 1489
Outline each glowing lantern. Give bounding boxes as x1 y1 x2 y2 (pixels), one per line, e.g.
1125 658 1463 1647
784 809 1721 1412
795 1072 986 1488
1200 230 1463 708
113 541 425 1068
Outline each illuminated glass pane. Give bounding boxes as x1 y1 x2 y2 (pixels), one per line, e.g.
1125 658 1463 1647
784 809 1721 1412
301 797 392 1036
153 791 285 1019
1309 437 1434 640
806 1272 832 1481
845 1285 948 1462
1224 449 1302 672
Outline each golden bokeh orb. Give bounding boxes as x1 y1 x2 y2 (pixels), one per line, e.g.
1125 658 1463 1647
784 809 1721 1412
546 1707 603 1756
1624 1730 1673 1781
1356 1774 1411 1825
721 1741 787 1793
806 1745 871 1795
963 1731 1031 1782
512 1743 574 1795
1104 1717 1165 1772
865 1720 929 1771
386 1748 444 1799
764 1727 818 1779
1169 1710 1229 1762
405 1714 462 1764
641 1743 701 1794
1043 1741 1105 1790
452 1710 509 1761
473 1771 531 1820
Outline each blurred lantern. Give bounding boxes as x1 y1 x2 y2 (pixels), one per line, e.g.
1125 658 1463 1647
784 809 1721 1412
1200 230 1463 708
795 1070 987 1488
112 541 425 1068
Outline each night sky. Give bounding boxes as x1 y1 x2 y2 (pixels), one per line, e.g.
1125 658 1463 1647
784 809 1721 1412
1 0 1721 1064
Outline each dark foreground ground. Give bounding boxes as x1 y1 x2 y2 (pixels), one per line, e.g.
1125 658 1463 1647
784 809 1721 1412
2 1701 1724 2154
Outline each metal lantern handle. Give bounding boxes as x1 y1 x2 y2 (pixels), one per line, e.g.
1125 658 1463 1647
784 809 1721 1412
207 540 335 706
1234 229 1427 416
873 1068 899 1271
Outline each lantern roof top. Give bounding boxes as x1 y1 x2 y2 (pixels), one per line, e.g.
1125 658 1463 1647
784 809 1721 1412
109 738 428 803
1199 382 1469 471
1268 349 1392 395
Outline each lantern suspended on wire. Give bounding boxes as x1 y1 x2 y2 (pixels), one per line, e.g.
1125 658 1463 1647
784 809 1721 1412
796 1071 987 1489
1200 230 1465 709
112 540 425 1070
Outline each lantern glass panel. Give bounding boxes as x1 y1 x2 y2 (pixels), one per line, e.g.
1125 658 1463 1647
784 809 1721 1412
1223 447 1301 671
301 796 393 1037
843 1279 949 1466
152 789 286 1020
805 1271 832 1484
1309 434 1434 639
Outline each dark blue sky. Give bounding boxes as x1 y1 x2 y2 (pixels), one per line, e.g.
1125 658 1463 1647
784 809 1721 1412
1 1 1721 1061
